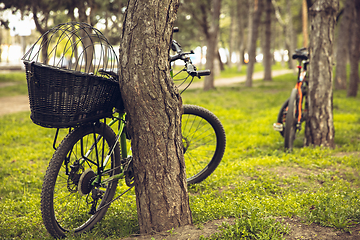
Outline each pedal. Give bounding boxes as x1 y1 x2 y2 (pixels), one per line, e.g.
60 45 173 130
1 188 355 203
273 123 283 132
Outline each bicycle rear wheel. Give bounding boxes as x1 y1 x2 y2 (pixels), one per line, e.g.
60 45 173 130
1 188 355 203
182 104 226 184
41 122 121 238
284 89 298 152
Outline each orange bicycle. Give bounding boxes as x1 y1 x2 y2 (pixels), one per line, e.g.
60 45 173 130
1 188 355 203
273 48 309 152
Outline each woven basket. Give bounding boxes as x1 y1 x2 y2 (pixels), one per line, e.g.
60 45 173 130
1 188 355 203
24 61 123 128
22 22 123 128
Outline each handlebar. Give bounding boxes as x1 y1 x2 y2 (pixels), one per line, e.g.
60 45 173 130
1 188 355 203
185 62 211 77
169 50 194 62
170 28 211 79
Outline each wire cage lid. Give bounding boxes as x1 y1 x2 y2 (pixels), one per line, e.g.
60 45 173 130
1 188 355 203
22 22 119 78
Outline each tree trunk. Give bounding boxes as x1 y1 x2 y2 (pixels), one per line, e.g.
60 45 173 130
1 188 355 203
236 0 245 71
302 0 309 48
204 0 221 91
118 0 192 234
305 0 338 148
228 5 235 68
32 7 49 64
335 0 353 90
246 0 263 87
347 0 360 97
286 0 296 70
263 0 272 81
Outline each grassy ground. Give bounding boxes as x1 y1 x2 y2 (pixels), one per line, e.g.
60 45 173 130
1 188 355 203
0 71 28 97
0 66 360 239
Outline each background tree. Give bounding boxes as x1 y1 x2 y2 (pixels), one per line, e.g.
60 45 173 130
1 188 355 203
347 0 360 97
305 0 338 148
271 0 302 70
203 0 221 90
334 0 353 90
302 0 309 48
178 0 221 91
246 0 263 87
263 0 273 81
236 0 247 72
118 0 192 234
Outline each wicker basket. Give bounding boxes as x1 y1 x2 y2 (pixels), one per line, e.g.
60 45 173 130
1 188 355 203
22 22 123 128
24 61 122 128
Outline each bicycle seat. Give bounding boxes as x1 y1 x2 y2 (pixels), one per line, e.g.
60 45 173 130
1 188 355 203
292 48 309 60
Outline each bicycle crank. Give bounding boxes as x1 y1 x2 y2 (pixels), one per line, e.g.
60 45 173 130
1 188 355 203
124 156 135 187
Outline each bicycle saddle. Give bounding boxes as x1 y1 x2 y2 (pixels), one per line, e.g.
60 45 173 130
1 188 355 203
292 48 309 60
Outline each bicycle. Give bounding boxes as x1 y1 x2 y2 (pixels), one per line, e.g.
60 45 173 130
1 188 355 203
169 27 226 183
22 22 226 238
273 48 309 152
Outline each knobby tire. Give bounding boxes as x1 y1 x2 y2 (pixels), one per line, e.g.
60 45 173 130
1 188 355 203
182 104 226 184
41 122 121 238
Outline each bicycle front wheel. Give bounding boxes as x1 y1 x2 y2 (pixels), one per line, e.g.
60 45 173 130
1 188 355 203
41 122 121 238
284 88 298 152
182 104 226 184
277 98 289 138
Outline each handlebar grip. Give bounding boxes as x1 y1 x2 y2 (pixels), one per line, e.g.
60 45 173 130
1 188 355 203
196 70 211 77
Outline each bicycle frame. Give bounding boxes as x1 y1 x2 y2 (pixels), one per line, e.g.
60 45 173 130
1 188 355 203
294 63 307 125
52 112 131 187
95 112 130 186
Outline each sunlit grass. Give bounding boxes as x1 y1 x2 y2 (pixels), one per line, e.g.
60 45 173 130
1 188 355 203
0 71 27 97
1 69 360 239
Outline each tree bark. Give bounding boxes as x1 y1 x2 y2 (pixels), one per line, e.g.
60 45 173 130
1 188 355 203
302 0 309 48
118 0 192 234
305 0 338 148
286 0 296 70
246 0 263 87
32 6 49 64
263 0 272 81
204 0 221 91
236 0 245 71
228 5 235 68
347 0 360 97
335 0 353 90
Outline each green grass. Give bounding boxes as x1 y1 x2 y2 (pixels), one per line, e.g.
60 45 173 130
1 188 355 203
0 71 28 97
1 70 360 239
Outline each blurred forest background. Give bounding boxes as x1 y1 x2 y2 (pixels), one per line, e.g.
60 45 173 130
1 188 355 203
0 0 359 94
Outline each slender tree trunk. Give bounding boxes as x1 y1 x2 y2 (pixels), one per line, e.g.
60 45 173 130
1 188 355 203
204 0 221 91
228 5 235 68
347 0 360 97
305 0 338 148
335 0 353 90
302 0 309 48
286 0 295 70
263 0 272 81
236 0 245 71
119 0 192 234
246 0 263 87
32 7 49 64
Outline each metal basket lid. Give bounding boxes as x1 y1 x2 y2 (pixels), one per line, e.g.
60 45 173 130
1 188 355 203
22 22 118 78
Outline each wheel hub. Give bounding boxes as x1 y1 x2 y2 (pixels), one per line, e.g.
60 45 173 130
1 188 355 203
78 169 96 196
